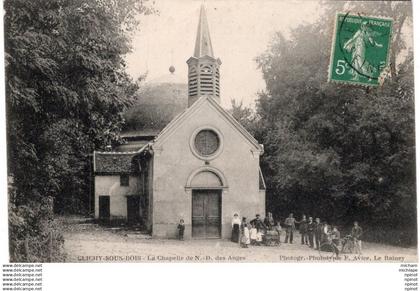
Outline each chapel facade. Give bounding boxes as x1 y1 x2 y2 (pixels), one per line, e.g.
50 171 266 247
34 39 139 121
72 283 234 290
93 5 266 239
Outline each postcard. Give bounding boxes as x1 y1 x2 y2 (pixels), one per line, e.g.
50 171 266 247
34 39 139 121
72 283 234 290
3 0 416 267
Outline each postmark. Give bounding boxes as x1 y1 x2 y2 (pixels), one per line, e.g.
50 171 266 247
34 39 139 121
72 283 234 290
329 13 393 86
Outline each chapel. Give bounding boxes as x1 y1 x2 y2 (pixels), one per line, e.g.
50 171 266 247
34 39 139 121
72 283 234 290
93 5 266 239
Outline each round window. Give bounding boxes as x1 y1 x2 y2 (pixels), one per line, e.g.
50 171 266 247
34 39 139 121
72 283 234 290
194 129 220 156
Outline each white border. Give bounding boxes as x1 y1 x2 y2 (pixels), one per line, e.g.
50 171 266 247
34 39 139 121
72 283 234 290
0 1 418 291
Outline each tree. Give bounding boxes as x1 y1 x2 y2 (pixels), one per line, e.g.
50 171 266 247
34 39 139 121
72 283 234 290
255 1 415 245
5 0 154 261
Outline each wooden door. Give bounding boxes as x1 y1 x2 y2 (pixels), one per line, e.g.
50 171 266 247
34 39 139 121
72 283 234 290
127 196 141 225
99 196 110 220
192 190 221 238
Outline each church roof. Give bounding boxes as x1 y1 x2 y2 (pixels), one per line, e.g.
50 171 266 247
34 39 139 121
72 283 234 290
120 129 160 139
193 5 214 58
115 140 151 152
122 75 187 138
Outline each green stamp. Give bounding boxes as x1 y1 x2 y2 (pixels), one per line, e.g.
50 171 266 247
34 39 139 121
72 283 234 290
329 13 393 86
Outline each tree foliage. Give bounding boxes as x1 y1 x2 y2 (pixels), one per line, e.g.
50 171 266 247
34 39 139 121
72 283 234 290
252 2 415 244
228 99 259 137
5 0 154 261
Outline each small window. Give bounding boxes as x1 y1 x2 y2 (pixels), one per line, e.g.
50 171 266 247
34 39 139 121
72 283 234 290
120 174 129 186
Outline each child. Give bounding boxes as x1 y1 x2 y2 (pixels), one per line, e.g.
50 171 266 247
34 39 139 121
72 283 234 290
249 223 258 245
177 219 185 240
256 229 264 246
241 223 250 248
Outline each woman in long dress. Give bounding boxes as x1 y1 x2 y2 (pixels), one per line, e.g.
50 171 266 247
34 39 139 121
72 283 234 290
231 213 241 243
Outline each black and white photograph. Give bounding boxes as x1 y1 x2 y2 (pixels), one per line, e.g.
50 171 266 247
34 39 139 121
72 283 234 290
1 0 418 275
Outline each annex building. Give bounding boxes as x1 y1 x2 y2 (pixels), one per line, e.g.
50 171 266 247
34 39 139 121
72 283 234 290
93 5 266 239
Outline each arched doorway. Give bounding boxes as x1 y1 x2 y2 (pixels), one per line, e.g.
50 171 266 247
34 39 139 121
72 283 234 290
186 167 227 238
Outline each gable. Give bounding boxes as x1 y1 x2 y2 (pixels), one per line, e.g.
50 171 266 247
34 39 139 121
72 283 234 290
153 96 262 153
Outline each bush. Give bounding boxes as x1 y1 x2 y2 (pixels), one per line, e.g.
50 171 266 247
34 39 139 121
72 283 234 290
9 189 65 262
362 227 417 247
338 224 417 248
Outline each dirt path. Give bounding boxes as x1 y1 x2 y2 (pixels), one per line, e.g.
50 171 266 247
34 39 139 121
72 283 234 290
62 222 417 263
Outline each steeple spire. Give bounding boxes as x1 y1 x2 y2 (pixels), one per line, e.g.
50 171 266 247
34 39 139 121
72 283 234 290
187 4 221 107
194 5 214 58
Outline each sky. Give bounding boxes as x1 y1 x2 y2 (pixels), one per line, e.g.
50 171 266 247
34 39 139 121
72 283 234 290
125 0 321 107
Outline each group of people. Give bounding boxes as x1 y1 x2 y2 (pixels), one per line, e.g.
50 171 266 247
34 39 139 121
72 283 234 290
232 213 281 248
177 212 364 254
231 212 364 253
282 213 363 252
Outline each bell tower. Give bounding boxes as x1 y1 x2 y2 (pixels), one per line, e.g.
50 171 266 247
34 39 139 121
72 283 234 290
187 5 222 107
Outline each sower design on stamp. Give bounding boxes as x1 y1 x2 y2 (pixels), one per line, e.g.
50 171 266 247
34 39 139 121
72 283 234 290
329 13 393 86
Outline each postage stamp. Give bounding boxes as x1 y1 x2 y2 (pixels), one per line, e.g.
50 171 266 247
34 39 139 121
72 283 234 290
329 13 393 86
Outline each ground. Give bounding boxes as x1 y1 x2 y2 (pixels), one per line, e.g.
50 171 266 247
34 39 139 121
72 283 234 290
61 217 417 263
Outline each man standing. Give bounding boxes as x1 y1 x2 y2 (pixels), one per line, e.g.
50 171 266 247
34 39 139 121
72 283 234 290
284 213 296 244
315 217 323 250
306 217 315 248
351 221 363 254
298 214 308 245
